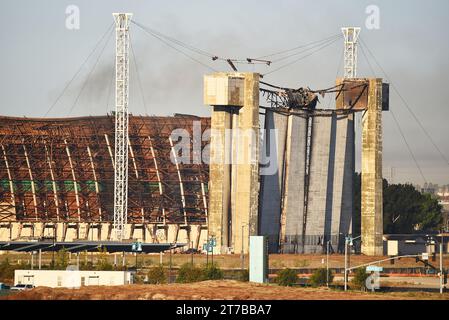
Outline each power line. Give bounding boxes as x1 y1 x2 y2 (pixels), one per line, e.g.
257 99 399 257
132 20 268 68
358 43 376 80
263 36 341 76
67 27 114 116
132 21 218 72
130 34 149 115
105 56 115 114
360 37 449 167
325 45 344 109
43 22 114 117
390 110 427 183
255 33 341 59
132 21 217 59
359 38 427 183
270 35 342 63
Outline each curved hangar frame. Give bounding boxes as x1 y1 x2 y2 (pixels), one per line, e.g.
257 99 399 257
0 114 210 227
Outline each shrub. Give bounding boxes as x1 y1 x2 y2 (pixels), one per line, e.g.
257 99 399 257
239 269 249 282
95 247 114 271
294 259 310 268
275 268 298 286
176 263 204 283
202 264 223 280
147 265 167 284
54 248 69 270
79 261 94 271
351 267 369 291
309 268 333 287
0 259 15 281
134 274 146 284
0 259 30 282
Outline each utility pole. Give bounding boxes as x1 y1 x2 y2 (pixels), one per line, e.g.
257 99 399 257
113 13 132 241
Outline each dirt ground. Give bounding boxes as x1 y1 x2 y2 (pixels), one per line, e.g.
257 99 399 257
3 280 449 300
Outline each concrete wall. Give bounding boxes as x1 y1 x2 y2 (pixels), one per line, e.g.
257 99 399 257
282 112 308 253
15 269 134 287
305 113 333 253
259 110 354 254
259 110 288 252
336 113 355 251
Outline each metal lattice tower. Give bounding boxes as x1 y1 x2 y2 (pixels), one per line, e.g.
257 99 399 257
341 27 361 79
113 13 132 241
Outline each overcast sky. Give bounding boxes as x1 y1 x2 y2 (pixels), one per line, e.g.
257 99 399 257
1 0 448 185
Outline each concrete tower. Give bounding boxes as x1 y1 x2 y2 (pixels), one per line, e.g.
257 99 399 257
336 77 387 256
361 78 384 256
204 72 260 254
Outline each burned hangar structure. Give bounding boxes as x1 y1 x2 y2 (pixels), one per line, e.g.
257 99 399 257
0 114 211 245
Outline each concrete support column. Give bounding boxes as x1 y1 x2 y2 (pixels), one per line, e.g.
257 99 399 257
232 73 260 254
361 78 384 256
204 72 260 254
208 106 232 252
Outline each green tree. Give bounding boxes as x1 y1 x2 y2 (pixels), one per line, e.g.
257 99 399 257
353 173 443 234
417 193 444 231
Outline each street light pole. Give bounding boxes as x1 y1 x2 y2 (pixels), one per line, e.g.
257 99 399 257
344 237 348 291
440 240 444 294
344 235 361 291
241 224 245 270
326 240 330 288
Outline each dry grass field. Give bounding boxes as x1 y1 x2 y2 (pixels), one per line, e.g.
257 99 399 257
2 280 448 300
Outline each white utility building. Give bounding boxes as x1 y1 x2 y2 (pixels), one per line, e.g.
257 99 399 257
15 269 134 288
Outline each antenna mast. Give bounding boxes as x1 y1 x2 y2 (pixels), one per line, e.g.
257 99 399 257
341 27 361 78
113 13 132 241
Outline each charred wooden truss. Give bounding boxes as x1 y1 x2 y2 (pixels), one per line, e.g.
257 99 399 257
0 114 210 225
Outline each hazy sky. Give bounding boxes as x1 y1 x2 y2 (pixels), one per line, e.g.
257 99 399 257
1 0 448 185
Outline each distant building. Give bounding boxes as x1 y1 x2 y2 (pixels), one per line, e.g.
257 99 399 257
438 196 449 231
437 185 449 197
421 182 439 194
